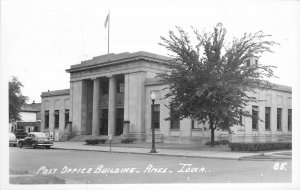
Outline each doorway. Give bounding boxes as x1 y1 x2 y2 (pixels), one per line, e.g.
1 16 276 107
116 108 124 136
100 109 108 135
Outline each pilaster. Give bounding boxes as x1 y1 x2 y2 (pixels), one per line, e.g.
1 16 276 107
92 78 100 135
108 75 116 135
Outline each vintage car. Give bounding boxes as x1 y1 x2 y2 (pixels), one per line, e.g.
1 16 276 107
18 132 53 149
14 129 28 139
9 133 17 147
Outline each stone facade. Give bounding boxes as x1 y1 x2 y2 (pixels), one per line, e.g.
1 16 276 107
40 51 292 143
41 89 70 141
65 51 170 138
144 79 292 144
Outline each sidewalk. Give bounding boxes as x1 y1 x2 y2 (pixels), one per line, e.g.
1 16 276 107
51 141 273 160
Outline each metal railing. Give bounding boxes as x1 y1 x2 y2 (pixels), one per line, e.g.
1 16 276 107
129 132 163 143
219 134 292 143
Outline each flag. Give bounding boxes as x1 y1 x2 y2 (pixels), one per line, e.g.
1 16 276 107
104 12 110 28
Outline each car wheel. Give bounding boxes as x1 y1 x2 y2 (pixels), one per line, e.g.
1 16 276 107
31 142 37 149
45 146 50 149
19 143 22 148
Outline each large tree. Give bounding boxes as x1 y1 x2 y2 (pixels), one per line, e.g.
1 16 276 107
9 76 28 122
158 23 277 146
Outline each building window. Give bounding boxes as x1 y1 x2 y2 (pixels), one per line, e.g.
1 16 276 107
277 108 282 131
101 79 109 95
255 59 258 65
45 110 49 129
170 119 180 129
54 110 59 129
153 104 160 129
116 76 125 93
265 107 271 130
170 104 180 129
252 106 258 130
239 111 243 125
119 84 124 93
191 120 201 129
288 109 292 131
65 109 69 128
246 59 250 67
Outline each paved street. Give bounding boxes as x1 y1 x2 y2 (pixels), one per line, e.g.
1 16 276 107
9 147 291 184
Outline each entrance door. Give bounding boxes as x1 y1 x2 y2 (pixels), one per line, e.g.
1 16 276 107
116 108 124 136
100 109 108 135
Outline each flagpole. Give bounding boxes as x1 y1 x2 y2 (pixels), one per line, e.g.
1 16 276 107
108 11 110 54
104 11 110 54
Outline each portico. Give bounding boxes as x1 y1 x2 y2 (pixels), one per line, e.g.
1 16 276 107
66 51 171 137
71 75 124 136
90 75 118 136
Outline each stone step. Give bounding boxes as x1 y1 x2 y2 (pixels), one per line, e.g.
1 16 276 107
68 135 125 143
60 134 75 142
68 135 94 142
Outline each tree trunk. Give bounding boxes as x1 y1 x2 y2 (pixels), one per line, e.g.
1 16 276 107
210 123 215 147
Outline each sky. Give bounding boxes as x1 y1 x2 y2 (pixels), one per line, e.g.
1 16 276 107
1 0 300 103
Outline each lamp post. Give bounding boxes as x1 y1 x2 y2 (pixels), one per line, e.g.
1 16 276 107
150 91 157 153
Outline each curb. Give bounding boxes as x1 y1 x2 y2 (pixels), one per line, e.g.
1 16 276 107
239 155 292 161
51 147 248 160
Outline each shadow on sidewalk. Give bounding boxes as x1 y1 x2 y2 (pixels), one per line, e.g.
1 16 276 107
90 142 232 152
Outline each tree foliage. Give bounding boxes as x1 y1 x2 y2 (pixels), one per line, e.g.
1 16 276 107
9 76 28 122
158 23 277 146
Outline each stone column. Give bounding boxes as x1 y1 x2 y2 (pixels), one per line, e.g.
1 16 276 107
124 74 129 122
92 78 100 136
108 75 116 136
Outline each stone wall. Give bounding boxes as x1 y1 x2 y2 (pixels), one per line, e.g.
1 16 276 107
41 90 70 141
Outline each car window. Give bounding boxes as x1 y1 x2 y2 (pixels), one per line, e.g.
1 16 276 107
35 133 47 138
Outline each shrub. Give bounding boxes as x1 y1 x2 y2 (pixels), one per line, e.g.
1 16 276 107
220 140 230 145
121 138 134 144
205 140 230 145
205 141 220 145
229 142 292 152
85 139 100 145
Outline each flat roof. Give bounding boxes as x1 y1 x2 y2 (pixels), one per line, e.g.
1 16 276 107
41 89 70 98
66 51 171 73
268 83 292 93
145 78 292 93
21 103 41 112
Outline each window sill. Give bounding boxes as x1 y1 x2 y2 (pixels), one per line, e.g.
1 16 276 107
192 128 203 131
170 129 180 131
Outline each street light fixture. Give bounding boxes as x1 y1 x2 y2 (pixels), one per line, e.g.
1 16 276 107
150 91 157 153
